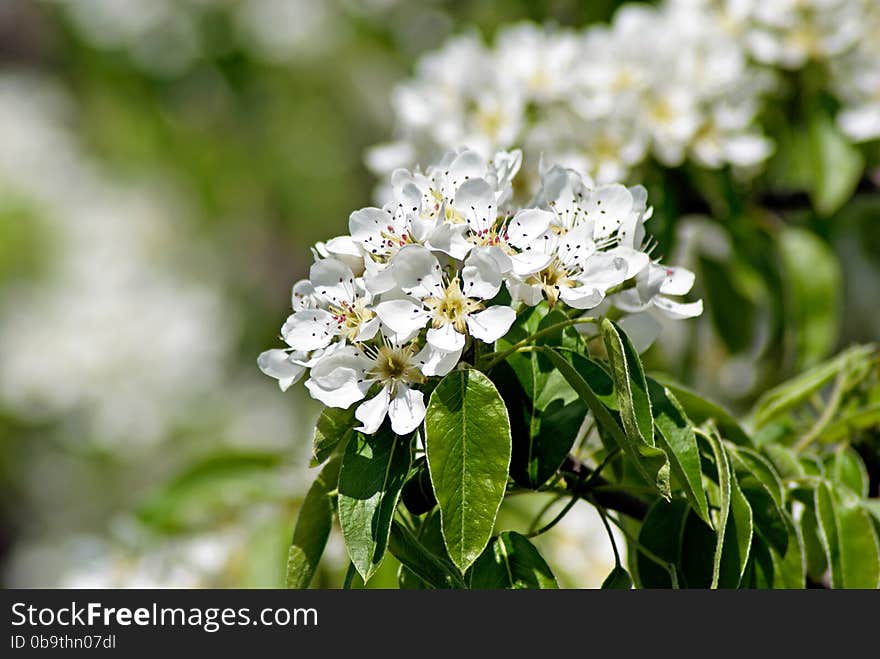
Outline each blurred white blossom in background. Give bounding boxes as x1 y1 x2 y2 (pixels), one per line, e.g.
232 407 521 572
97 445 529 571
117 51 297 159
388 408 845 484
0 75 232 446
370 0 880 190
42 0 344 73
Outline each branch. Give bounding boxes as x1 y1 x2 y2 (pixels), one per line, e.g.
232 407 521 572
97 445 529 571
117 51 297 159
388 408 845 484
560 455 649 521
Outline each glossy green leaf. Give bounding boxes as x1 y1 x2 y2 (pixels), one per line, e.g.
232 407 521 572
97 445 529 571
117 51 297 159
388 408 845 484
814 481 842 588
285 456 341 589
831 446 869 498
821 404 880 444
650 375 752 446
601 319 653 445
770 518 806 589
470 531 558 589
396 512 459 589
545 348 670 498
635 499 689 588
337 428 412 582
426 368 512 572
704 430 753 588
601 565 633 589
310 406 356 467
389 519 463 589
647 378 709 525
823 487 880 590
778 226 842 368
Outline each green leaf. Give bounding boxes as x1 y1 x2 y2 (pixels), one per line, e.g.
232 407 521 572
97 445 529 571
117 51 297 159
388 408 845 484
545 348 670 498
470 531 558 589
397 511 458 589
601 565 633 589
500 349 586 489
778 227 842 368
835 486 880 589
728 447 788 555
389 519 464 589
601 319 654 445
635 499 689 588
703 430 753 588
821 404 880 444
814 481 842 588
311 406 356 467
770 518 806 589
647 378 710 525
831 446 869 498
750 345 874 429
426 368 512 572
285 456 341 589
650 375 752 446
808 109 865 216
337 428 412 582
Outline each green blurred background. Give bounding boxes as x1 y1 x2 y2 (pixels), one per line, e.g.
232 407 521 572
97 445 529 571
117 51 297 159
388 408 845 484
0 0 877 588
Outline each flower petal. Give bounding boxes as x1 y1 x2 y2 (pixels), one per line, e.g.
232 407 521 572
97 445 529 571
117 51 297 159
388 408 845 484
349 207 390 255
453 177 496 234
466 306 516 343
585 184 633 239
310 258 356 306
414 343 462 377
390 245 444 299
304 347 370 408
282 309 337 351
388 385 426 435
427 222 472 260
427 323 466 352
659 265 695 296
375 299 430 338
507 208 553 249
652 297 703 319
462 248 503 300
257 349 305 391
355 386 392 434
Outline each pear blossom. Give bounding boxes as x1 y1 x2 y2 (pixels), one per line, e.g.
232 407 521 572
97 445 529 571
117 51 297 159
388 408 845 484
305 342 427 435
261 149 701 435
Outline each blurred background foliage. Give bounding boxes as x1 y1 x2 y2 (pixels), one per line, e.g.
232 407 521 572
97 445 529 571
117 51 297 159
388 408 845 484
0 0 877 587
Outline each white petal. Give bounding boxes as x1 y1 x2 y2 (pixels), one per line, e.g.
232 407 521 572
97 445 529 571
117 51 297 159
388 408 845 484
578 252 629 291
453 178 496 234
414 343 462 377
388 386 426 435
362 259 396 295
304 347 370 408
355 387 391 434
310 258 356 305
282 309 337 351
507 279 544 306
506 209 553 249
322 235 365 275
466 306 516 343
445 149 486 194
375 299 430 337
390 245 443 299
291 279 315 311
426 222 472 260
349 207 390 255
557 224 597 269
462 248 503 300
427 323 466 352
652 297 703 319
257 349 305 391
617 313 662 354
558 285 605 310
607 246 649 280
585 184 633 239
658 265 695 296
509 251 553 276
356 316 381 342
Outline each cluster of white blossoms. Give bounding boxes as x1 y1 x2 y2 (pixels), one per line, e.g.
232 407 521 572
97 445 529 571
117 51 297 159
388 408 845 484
370 0 880 188
260 148 701 435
